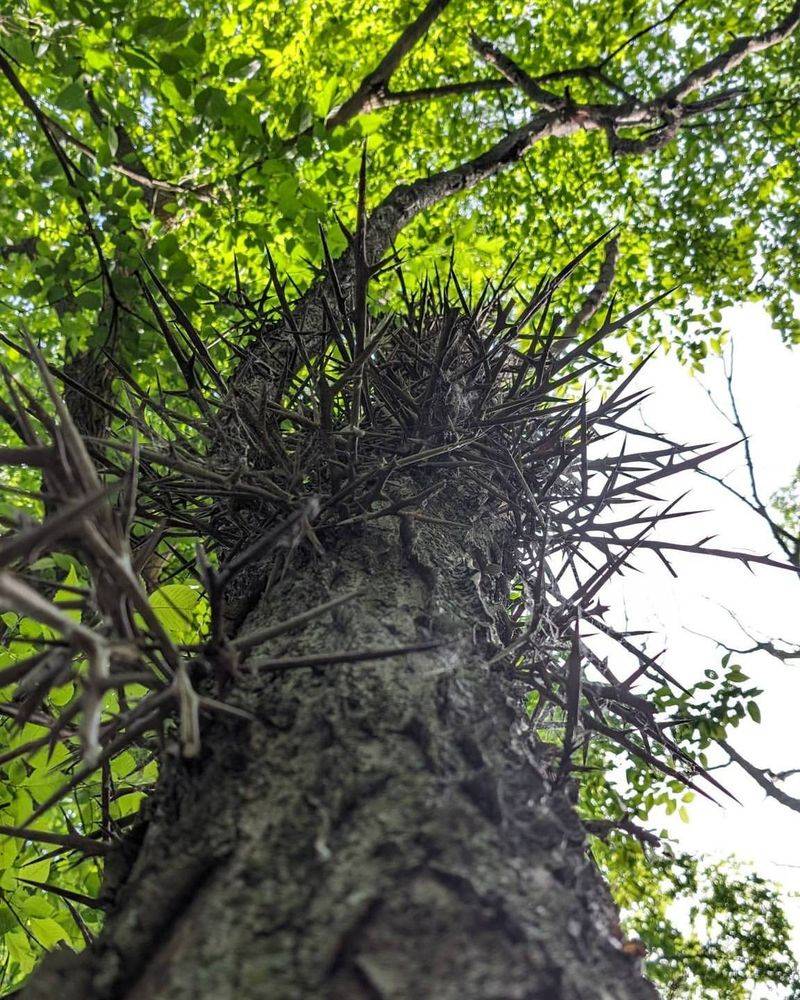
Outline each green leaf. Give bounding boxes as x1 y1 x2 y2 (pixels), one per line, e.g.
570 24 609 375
144 584 205 642
55 81 85 112
29 917 69 949
315 75 339 118
54 566 82 622
19 858 51 884
107 124 119 158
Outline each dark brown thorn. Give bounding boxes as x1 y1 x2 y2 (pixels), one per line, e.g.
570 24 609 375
0 824 110 856
234 588 364 651
244 639 446 673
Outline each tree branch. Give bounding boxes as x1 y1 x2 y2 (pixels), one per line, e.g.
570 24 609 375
83 87 176 220
470 2 800 157
326 0 453 128
601 0 692 66
696 344 800 566
722 739 800 813
0 47 210 206
230 0 453 185
373 77 510 107
0 236 38 259
364 85 740 253
562 236 619 342
663 1 800 104
0 47 115 296
45 112 211 204
469 32 565 112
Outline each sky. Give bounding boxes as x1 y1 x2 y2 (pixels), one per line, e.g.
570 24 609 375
585 301 800 976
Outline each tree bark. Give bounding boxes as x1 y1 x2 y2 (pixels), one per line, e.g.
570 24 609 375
21 478 657 1000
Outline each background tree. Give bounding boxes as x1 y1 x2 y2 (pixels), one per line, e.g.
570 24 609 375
1 1 800 997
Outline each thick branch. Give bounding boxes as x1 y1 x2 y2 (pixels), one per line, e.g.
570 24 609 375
471 1 800 154
373 77 510 107
469 32 565 112
562 236 619 342
664 1 800 104
365 88 729 250
326 0 452 128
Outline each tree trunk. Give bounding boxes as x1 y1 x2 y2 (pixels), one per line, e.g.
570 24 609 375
21 483 657 1000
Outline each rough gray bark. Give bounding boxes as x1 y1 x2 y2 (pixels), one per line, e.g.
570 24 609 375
21 478 657 1000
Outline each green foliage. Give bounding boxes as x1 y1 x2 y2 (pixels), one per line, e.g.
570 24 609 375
0 566 204 991
521 591 799 996
594 838 800 999
0 0 799 392
566 653 796 997
773 466 800 540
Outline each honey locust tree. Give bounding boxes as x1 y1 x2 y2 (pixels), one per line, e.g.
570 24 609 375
0 0 800 998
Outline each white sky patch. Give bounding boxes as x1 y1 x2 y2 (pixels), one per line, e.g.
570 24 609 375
586 302 800 962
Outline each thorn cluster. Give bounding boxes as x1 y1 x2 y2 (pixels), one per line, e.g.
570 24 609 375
0 228 793 868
